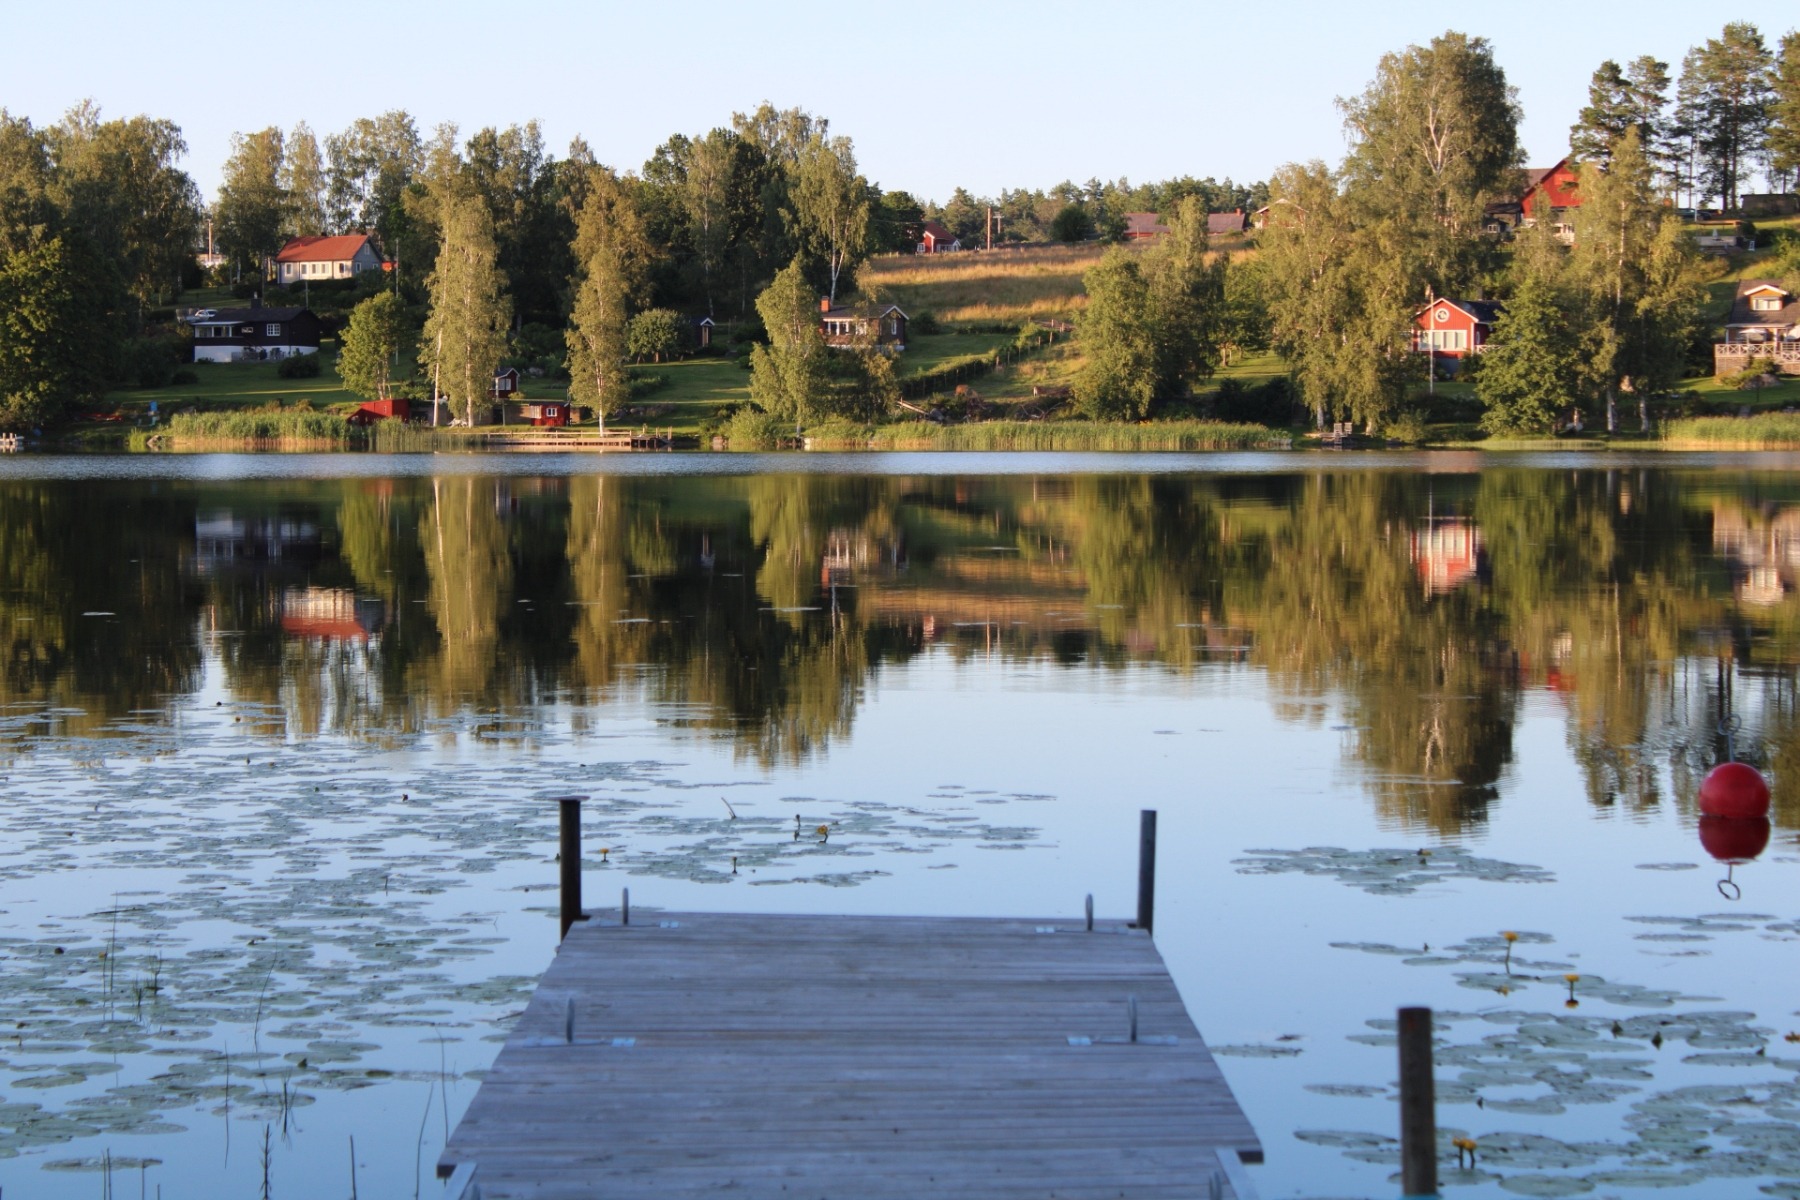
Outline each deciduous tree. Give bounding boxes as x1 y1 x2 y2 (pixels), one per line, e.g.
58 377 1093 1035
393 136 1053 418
336 291 414 401
216 127 286 274
282 122 328 236
422 195 510 427
792 134 870 304
749 256 827 429
566 168 652 432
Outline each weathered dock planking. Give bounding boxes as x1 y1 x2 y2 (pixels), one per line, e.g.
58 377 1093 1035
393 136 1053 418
439 909 1263 1199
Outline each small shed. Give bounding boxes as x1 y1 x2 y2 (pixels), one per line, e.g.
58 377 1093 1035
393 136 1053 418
692 316 716 350
517 401 571 427
490 367 521 399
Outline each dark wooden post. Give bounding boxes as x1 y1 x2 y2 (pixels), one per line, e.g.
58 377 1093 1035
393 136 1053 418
557 797 586 940
1398 1005 1438 1198
1136 810 1157 935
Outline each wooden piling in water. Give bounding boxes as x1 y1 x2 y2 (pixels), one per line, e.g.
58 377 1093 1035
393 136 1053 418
556 797 587 939
1137 809 1158 935
1398 1005 1438 1198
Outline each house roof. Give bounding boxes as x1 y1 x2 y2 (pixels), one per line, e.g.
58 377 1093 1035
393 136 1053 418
1726 280 1800 328
921 220 957 243
274 234 374 264
821 302 907 321
1421 298 1504 325
1206 210 1247 236
1123 212 1168 237
189 306 312 326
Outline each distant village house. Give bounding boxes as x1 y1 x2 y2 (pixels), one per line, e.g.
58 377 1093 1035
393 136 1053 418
1122 212 1169 241
819 298 907 350
1206 210 1248 236
916 221 961 254
1412 298 1501 374
272 234 386 287
1714 281 1800 377
188 305 321 363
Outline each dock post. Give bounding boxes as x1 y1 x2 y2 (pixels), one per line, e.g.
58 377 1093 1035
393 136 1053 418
1136 810 1157 935
1085 893 1094 932
621 887 630 927
558 797 586 940
1398 1005 1439 1198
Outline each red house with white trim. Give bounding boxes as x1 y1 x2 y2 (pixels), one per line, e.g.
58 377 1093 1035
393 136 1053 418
1413 298 1502 373
916 220 961 254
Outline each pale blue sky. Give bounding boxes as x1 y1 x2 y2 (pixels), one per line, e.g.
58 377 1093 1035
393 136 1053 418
6 1 1790 203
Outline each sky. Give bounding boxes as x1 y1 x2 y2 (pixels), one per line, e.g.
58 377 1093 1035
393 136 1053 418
5 1 1790 204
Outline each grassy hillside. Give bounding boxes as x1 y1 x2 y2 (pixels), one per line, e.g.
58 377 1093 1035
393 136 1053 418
864 244 1101 327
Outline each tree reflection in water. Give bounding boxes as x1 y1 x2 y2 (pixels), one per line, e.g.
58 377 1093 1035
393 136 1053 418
3 466 1799 832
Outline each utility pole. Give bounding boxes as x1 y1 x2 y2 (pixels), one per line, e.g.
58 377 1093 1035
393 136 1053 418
985 205 992 252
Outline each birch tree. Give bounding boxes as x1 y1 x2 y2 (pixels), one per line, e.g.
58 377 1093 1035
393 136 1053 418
422 195 509 427
281 122 328 236
792 134 870 304
565 168 651 433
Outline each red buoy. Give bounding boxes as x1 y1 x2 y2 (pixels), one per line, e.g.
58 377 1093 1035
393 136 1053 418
1699 814 1771 864
1698 761 1771 819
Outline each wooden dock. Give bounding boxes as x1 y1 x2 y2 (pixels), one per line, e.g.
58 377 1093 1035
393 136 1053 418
477 427 676 450
439 910 1262 1199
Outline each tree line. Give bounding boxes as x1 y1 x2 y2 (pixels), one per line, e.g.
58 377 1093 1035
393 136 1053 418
1248 23 1800 437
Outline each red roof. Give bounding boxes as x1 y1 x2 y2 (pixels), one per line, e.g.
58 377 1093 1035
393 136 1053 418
1123 212 1169 238
921 220 956 243
275 234 373 264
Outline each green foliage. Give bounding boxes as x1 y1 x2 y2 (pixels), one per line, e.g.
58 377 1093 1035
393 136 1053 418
721 405 791 449
566 166 651 430
422 195 511 426
1074 198 1225 420
848 420 1291 451
276 352 322 379
748 257 827 427
216 127 288 272
1723 357 1782 388
164 408 353 443
1676 22 1776 209
1571 57 1672 170
1476 274 1582 435
792 134 871 303
336 291 414 401
1211 377 1296 427
0 237 80 429
627 308 685 362
1050 204 1092 243
1663 412 1800 444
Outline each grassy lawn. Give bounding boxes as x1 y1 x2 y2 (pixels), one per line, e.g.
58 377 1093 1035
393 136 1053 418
902 332 1013 375
104 345 360 415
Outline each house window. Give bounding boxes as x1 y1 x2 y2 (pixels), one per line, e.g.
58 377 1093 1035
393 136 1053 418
1752 296 1782 312
266 324 281 337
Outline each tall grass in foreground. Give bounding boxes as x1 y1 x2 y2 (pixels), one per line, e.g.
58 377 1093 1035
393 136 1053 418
1661 413 1800 447
164 410 355 447
803 420 1291 451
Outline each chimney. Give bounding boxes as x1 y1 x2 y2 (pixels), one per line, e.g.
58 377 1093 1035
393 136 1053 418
819 297 832 313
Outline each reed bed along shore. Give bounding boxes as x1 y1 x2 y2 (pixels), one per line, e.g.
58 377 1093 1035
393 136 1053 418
1661 412 1800 449
803 419 1292 452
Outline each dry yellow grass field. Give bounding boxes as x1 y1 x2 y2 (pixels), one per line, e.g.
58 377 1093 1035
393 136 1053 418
864 243 1104 325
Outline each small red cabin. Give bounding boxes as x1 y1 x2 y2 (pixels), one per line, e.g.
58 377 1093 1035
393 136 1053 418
917 220 961 254
1413 298 1502 369
490 367 521 400
518 401 570 427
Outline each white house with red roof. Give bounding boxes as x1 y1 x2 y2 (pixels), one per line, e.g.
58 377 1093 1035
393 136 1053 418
272 234 385 287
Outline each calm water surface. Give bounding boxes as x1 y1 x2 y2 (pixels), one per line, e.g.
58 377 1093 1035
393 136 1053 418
1 451 1798 1198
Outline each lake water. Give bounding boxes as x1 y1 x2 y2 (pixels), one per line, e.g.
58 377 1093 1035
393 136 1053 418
1 450 1798 1199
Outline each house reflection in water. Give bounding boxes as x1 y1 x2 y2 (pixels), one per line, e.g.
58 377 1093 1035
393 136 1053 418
1711 504 1800 607
193 512 323 569
278 587 384 642
1409 517 1486 596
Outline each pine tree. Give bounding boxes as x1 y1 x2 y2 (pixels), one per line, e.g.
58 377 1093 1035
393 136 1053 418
1677 23 1776 210
1769 32 1800 192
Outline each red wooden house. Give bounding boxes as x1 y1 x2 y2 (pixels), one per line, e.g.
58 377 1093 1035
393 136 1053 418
1520 160 1582 240
917 220 961 254
517 401 571 427
1413 298 1502 372
489 367 521 399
